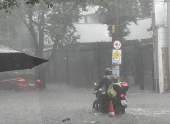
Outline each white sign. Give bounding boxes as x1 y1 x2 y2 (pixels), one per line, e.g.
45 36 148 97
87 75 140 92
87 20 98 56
112 50 122 65
112 66 119 77
113 40 121 49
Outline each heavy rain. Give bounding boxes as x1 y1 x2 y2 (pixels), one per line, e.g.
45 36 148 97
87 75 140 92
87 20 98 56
0 0 169 124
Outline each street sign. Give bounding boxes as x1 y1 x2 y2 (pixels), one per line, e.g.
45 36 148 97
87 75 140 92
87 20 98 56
113 40 121 49
112 66 119 77
112 49 122 65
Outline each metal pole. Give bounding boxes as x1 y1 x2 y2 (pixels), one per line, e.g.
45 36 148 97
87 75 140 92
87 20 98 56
167 0 170 91
112 0 118 42
152 0 158 92
112 0 120 80
116 0 118 39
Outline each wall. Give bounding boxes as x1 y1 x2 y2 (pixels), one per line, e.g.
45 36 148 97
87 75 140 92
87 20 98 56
53 42 112 86
125 18 152 40
75 18 152 43
75 24 112 43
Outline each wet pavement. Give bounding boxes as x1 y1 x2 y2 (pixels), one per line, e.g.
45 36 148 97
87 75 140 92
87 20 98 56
0 83 169 124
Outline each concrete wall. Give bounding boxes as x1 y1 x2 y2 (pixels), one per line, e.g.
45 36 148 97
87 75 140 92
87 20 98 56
75 24 111 43
125 18 152 40
75 18 152 43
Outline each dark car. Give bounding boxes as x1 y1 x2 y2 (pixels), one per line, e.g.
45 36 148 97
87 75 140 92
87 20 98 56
0 72 41 91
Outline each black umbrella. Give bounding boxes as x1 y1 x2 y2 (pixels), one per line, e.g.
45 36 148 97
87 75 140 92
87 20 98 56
0 45 49 72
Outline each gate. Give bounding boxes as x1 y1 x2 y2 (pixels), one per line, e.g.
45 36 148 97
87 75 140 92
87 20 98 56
140 44 154 91
121 39 154 91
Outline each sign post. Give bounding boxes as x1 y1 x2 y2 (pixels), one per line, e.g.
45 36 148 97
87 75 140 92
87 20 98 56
112 40 122 78
111 1 120 79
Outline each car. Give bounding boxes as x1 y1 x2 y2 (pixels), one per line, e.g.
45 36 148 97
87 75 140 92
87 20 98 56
0 72 41 91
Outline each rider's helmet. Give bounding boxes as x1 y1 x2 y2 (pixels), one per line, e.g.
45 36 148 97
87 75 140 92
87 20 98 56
104 68 112 75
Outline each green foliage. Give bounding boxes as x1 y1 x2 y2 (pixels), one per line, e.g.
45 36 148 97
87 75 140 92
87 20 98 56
0 0 18 13
26 0 40 5
86 0 152 40
139 0 152 18
0 13 22 49
18 0 80 48
44 2 80 45
0 0 152 42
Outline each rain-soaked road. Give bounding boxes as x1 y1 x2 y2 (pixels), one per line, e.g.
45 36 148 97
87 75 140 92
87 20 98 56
0 83 170 124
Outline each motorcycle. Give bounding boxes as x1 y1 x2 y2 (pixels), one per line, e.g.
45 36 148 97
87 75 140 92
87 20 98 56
112 82 128 115
92 82 128 115
92 83 109 113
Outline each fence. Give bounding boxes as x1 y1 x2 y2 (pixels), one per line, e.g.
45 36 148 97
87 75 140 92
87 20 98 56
121 39 154 90
51 42 112 87
47 39 154 90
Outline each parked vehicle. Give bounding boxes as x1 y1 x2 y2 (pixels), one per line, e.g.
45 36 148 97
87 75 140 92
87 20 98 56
0 72 41 91
93 82 128 115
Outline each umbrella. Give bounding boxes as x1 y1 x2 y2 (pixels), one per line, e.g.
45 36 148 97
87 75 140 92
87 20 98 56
0 45 49 72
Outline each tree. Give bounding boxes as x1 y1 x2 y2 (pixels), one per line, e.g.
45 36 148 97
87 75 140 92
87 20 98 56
16 0 80 89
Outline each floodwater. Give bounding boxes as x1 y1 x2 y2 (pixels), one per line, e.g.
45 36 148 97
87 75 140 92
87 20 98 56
0 84 169 124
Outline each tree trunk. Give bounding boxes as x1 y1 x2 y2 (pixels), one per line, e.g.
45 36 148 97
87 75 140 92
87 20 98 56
39 38 59 87
53 58 58 83
38 66 46 89
37 11 46 89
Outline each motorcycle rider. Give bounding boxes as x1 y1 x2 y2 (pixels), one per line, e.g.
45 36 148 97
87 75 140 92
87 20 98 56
94 68 118 113
94 68 117 91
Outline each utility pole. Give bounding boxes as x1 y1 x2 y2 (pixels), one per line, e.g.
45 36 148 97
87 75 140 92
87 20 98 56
152 0 158 92
112 0 121 79
115 0 118 40
167 0 170 91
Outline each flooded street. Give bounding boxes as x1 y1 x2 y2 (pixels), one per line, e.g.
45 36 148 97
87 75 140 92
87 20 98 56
0 84 169 124
0 0 168 124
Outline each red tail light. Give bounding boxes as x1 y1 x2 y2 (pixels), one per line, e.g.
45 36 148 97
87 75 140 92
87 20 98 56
37 79 41 83
122 82 128 87
120 94 125 98
17 78 25 82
